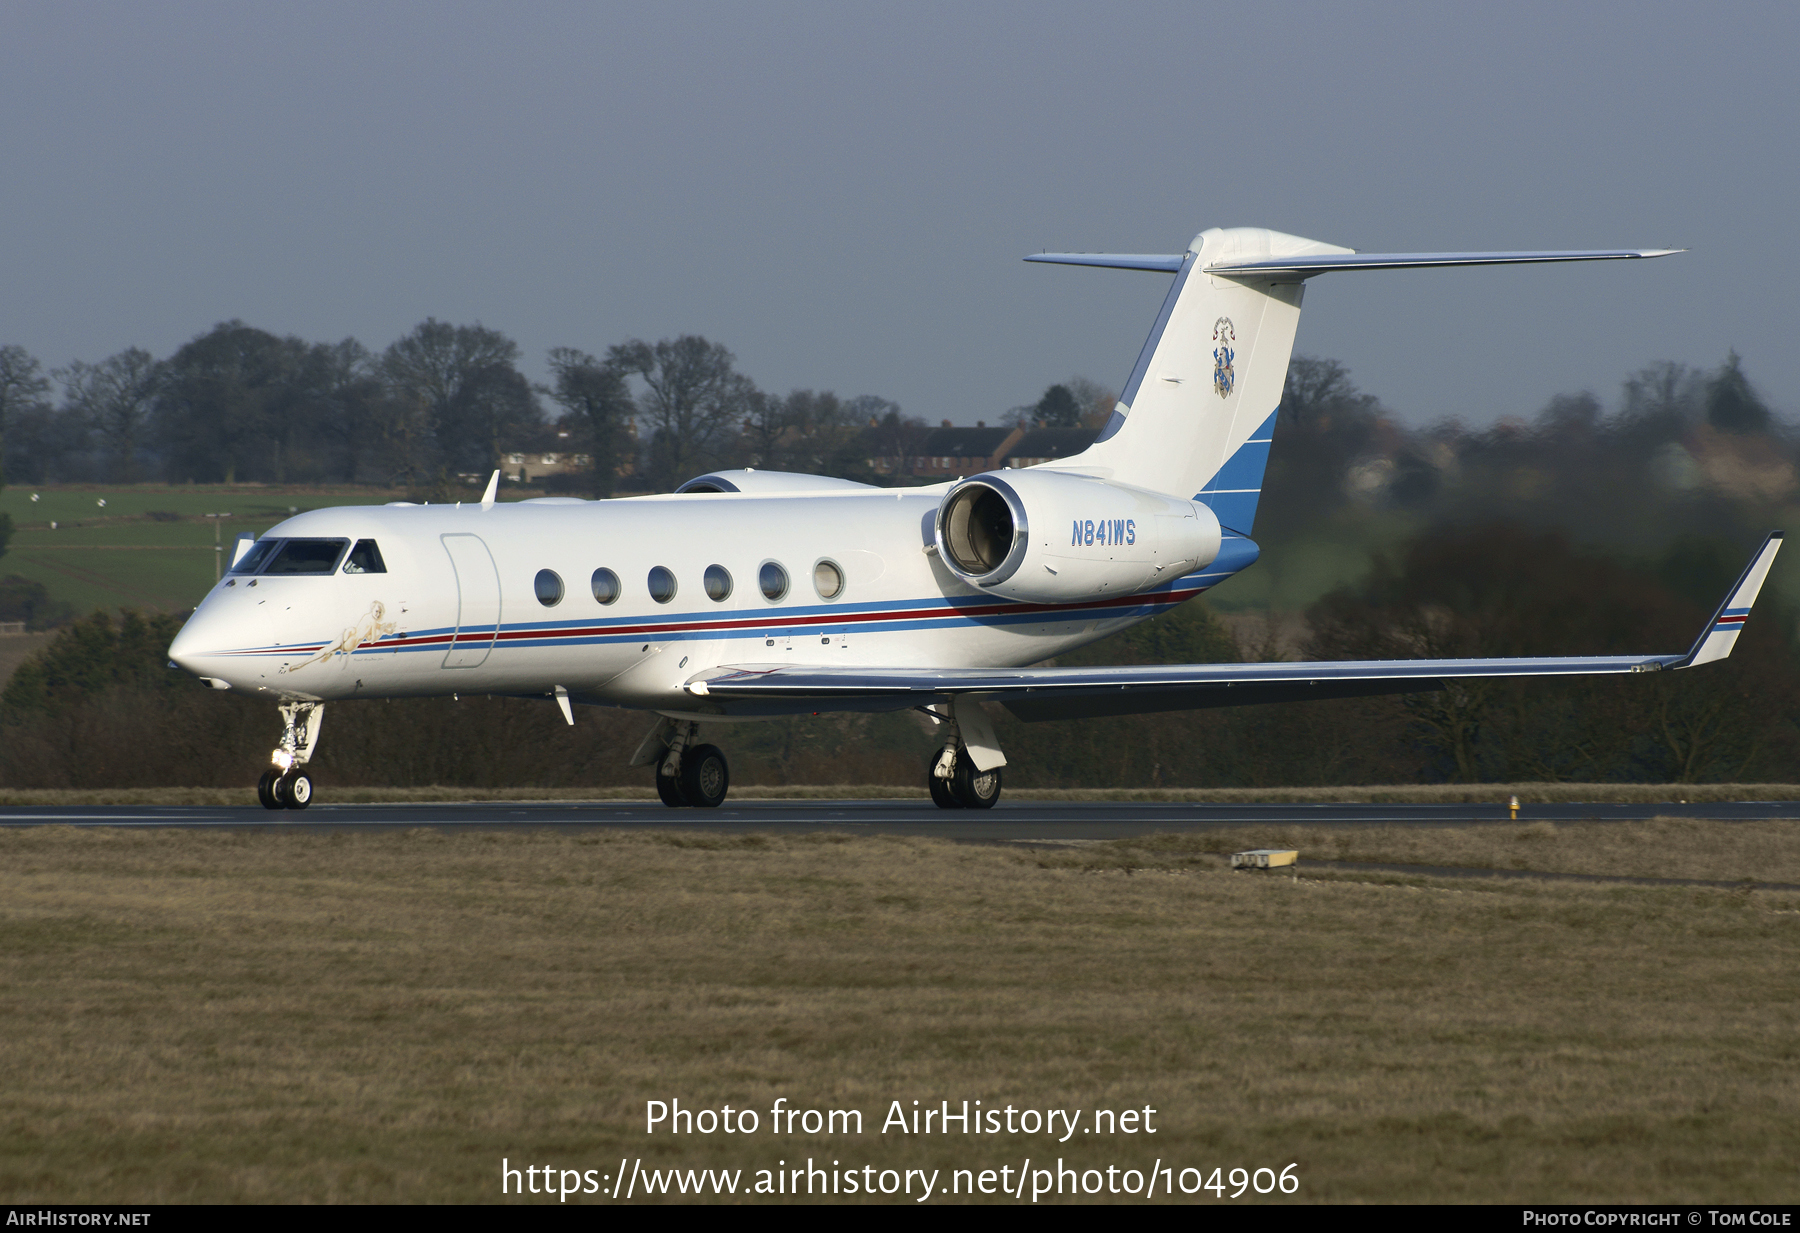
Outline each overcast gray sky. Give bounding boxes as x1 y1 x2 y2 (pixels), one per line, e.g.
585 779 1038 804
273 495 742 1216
3 1 1795 428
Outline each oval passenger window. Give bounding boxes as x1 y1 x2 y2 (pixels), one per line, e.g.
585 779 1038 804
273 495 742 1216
534 569 564 606
591 568 621 605
759 561 788 601
704 564 733 602
648 566 677 604
814 559 844 599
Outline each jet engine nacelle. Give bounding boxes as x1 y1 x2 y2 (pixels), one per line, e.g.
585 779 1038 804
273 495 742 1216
934 470 1221 603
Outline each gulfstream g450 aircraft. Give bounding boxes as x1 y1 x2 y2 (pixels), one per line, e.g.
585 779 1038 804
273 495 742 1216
167 226 1782 810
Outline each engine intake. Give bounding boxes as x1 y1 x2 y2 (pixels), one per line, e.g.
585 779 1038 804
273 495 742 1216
940 482 1027 579
934 470 1221 603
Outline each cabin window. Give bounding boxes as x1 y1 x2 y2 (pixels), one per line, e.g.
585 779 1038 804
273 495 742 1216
647 566 677 604
262 538 349 575
703 564 733 602
813 558 844 600
591 568 621 605
759 561 789 602
229 539 281 574
342 540 386 574
534 569 564 606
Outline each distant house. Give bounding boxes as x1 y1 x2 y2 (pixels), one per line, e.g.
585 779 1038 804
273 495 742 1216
897 423 1097 478
906 425 1015 478
500 446 591 483
501 449 591 483
996 427 1096 469
494 421 638 485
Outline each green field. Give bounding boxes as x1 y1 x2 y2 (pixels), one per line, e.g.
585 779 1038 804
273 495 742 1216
0 485 405 615
0 819 1795 1204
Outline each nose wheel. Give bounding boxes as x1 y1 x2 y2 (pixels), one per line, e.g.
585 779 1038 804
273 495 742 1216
257 702 324 811
257 767 315 810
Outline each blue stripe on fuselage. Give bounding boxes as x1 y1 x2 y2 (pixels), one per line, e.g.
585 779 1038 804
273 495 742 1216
265 544 1264 659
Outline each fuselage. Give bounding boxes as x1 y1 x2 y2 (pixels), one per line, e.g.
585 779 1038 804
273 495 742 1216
166 483 1248 719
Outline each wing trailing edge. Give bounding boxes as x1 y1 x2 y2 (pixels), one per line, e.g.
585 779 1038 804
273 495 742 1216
683 534 1782 721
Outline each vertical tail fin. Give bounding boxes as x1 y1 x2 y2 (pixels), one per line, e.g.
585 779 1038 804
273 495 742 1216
1032 227 1350 530
1027 231 1676 533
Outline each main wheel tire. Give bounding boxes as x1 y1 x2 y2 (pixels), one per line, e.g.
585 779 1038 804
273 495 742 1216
927 751 961 809
952 757 1002 809
283 769 314 810
257 769 283 810
656 770 688 808
680 744 729 808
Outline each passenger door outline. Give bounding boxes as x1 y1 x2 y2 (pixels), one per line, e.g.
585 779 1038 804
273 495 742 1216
441 533 501 669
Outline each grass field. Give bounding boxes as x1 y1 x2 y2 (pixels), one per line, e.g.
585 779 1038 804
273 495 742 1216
0 485 402 615
1 820 1795 1204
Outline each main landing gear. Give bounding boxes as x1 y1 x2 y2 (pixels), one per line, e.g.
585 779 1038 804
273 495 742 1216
639 719 730 808
926 742 1002 809
258 702 323 811
923 701 1004 810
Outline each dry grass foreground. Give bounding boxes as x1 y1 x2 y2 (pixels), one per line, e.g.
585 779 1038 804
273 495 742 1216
2 822 1796 1204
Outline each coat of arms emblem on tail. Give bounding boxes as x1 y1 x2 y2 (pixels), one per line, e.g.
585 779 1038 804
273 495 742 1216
1213 317 1236 398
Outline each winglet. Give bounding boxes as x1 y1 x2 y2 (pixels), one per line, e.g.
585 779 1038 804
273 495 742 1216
1677 532 1784 668
480 469 500 511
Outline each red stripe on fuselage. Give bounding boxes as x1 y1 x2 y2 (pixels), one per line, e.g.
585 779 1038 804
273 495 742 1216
356 586 1205 652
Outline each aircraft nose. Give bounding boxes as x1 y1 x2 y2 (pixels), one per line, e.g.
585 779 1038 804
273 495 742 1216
167 618 205 674
168 597 250 687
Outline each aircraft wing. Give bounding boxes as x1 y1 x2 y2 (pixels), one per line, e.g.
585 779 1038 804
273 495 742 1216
684 533 1781 722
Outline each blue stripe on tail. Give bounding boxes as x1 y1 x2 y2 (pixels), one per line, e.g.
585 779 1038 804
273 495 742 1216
1194 409 1277 534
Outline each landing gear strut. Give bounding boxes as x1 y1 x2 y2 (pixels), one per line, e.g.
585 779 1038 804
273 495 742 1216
638 719 730 808
923 701 1004 810
927 742 1002 809
258 702 323 811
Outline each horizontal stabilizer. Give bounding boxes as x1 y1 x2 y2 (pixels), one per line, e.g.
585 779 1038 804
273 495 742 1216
684 534 1780 721
1204 248 1682 278
1023 253 1187 272
1025 249 1682 280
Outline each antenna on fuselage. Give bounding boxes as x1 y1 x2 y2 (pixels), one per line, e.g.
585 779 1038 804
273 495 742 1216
480 469 499 511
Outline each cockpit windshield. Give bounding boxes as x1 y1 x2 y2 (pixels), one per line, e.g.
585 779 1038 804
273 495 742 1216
231 538 350 576
265 538 350 574
229 539 281 574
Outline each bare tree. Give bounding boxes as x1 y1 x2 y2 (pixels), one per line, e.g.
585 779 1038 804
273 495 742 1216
1705 350 1772 434
152 321 308 484
55 348 160 481
862 401 930 478
382 320 530 477
1064 375 1116 428
0 344 52 488
608 335 757 490
737 389 872 479
546 347 634 498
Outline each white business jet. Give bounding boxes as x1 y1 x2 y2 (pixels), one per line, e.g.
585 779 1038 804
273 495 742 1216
167 226 1781 811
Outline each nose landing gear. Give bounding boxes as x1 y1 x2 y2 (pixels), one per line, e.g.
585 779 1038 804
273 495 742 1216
258 702 323 811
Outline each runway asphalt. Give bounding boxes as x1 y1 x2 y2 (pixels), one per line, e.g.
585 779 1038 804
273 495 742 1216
3 797 1798 838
